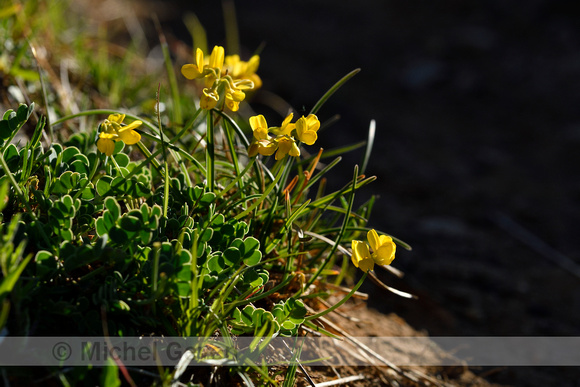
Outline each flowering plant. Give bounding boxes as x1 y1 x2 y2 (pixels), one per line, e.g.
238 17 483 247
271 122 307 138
0 2 411 386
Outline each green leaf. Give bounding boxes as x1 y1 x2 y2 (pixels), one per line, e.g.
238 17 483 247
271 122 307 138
109 227 129 244
0 120 11 140
120 215 141 232
211 214 225 226
60 195 74 212
240 305 254 326
242 269 265 288
104 197 121 220
200 191 216 206
206 253 225 273
223 247 241 266
70 160 89 175
243 237 260 254
113 140 125 154
55 227 74 241
35 250 56 276
235 221 248 238
2 110 14 121
139 230 153 244
200 228 213 243
3 144 20 172
242 237 262 266
113 153 130 167
95 217 108 236
96 176 113 196
220 223 235 238
16 103 33 123
243 251 262 266
61 146 81 164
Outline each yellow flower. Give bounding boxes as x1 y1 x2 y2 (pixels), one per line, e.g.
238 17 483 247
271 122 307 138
249 115 269 140
96 113 142 157
181 48 206 80
269 113 295 136
181 46 224 81
274 136 300 160
201 88 220 110
295 114 320 145
351 240 375 273
182 46 259 112
351 229 396 272
367 229 396 265
248 114 276 157
248 138 277 157
224 54 262 90
224 85 247 112
208 45 224 71
247 114 301 159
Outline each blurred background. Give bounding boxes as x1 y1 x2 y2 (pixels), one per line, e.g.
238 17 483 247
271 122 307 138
159 0 580 384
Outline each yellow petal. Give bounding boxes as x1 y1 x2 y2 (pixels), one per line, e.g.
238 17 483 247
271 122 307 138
374 236 396 266
181 64 203 79
250 115 268 132
352 240 374 272
209 46 224 69
281 113 294 128
253 127 269 141
227 88 246 102
226 99 240 112
247 55 260 74
367 229 380 252
358 256 375 272
195 47 204 69
299 131 317 145
118 129 141 145
305 114 320 131
257 140 277 156
97 138 115 156
225 54 240 68
289 141 300 157
107 113 125 124
248 142 259 157
99 132 117 140
122 120 142 131
273 114 295 136
275 139 291 160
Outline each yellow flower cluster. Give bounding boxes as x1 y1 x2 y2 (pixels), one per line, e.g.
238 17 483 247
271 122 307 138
96 114 142 156
181 46 261 111
351 229 396 272
247 113 320 160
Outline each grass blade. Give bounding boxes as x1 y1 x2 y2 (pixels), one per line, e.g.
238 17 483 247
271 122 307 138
309 68 360 115
360 119 376 176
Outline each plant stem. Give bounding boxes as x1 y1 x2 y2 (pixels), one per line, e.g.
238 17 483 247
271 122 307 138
206 110 214 191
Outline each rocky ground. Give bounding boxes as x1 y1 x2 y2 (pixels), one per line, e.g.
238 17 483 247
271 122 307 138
160 1 580 385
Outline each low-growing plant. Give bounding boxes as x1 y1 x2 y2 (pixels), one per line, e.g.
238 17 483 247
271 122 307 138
0 1 412 385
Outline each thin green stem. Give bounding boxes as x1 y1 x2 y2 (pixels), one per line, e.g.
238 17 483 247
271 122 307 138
206 110 215 191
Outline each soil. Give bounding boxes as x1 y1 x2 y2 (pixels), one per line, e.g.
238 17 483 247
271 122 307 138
145 1 580 385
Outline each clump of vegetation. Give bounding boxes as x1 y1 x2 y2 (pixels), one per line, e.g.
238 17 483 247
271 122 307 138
0 1 410 385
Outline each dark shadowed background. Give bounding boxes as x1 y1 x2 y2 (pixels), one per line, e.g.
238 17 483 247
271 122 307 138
161 1 580 385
